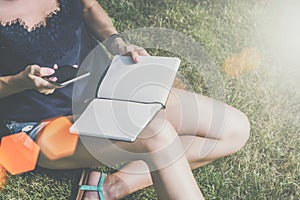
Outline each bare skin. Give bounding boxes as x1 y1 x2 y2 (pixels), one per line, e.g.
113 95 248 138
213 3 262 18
0 0 60 31
38 88 250 200
0 0 250 199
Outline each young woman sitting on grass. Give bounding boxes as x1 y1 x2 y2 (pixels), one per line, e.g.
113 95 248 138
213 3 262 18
0 0 250 199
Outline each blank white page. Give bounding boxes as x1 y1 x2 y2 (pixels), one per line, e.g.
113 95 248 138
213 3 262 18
97 56 180 106
70 99 162 142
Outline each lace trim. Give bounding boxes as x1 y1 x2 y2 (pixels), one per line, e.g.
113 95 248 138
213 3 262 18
0 0 61 32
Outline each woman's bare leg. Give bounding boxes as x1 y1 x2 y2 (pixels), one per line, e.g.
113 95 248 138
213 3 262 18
164 88 250 167
111 88 250 196
99 118 204 200
104 88 249 198
39 117 204 200
38 88 249 199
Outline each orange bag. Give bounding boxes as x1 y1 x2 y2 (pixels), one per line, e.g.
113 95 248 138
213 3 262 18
0 116 78 174
0 132 40 175
36 116 79 160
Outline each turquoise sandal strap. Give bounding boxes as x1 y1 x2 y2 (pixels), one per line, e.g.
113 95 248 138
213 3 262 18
98 173 106 200
79 185 99 191
79 172 107 200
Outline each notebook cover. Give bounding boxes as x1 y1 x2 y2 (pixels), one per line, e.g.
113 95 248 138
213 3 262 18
97 56 180 106
70 99 162 142
71 56 180 142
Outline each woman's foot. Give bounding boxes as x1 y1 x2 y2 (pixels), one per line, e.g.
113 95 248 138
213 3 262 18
83 171 130 200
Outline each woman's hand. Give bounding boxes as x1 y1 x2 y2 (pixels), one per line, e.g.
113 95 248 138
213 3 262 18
106 37 150 63
16 64 60 95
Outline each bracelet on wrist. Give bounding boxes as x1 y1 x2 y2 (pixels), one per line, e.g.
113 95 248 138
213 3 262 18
102 33 125 50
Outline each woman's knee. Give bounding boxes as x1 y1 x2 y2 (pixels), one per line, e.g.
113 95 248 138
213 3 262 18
222 107 250 151
138 118 179 152
133 118 186 169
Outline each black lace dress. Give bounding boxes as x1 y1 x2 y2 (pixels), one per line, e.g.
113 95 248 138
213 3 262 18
0 0 100 121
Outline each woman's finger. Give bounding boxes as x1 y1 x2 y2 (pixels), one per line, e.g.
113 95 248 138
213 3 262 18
116 43 149 62
125 44 135 53
27 65 54 77
41 88 56 95
137 48 150 56
27 64 41 75
130 50 140 63
47 89 55 95
48 77 58 82
39 67 55 77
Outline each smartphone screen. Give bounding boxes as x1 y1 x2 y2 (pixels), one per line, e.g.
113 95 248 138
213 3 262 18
44 65 90 86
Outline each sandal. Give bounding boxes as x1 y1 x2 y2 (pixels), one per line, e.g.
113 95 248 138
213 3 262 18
76 169 107 200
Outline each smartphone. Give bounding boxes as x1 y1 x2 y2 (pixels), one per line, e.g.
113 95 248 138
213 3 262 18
44 65 90 86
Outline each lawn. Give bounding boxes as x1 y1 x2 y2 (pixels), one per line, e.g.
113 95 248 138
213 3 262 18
1 0 299 199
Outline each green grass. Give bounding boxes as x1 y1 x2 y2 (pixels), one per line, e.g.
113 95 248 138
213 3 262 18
1 0 299 199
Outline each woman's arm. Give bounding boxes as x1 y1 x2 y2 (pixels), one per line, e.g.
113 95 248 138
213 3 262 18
0 65 58 99
82 0 149 62
0 75 27 99
82 0 117 41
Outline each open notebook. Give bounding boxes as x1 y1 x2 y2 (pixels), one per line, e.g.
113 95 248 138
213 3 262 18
70 55 180 142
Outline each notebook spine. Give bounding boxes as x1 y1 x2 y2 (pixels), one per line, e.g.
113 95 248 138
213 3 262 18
96 97 165 108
